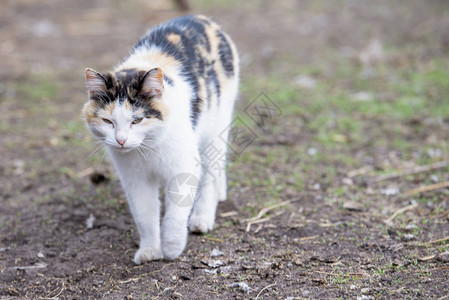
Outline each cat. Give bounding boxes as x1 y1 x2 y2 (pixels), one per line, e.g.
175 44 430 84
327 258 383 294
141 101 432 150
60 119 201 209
82 15 239 264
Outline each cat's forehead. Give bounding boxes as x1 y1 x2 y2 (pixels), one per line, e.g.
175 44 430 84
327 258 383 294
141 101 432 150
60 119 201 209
113 68 147 98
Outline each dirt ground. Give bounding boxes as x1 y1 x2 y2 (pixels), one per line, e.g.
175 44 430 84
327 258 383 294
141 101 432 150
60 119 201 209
1 0 449 299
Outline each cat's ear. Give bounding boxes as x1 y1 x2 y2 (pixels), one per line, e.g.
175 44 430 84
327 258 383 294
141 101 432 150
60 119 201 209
85 68 107 97
141 68 164 99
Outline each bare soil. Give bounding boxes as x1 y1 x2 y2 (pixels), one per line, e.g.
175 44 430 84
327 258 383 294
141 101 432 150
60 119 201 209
1 0 449 299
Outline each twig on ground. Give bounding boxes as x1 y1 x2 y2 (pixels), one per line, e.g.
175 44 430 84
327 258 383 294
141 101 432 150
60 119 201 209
246 211 283 232
347 165 374 178
370 160 449 184
220 211 238 217
120 263 175 284
414 266 449 273
404 181 449 196
298 235 318 242
39 281 65 300
419 236 449 246
10 263 47 270
313 271 366 277
384 203 418 224
203 236 224 243
255 282 277 300
245 199 299 223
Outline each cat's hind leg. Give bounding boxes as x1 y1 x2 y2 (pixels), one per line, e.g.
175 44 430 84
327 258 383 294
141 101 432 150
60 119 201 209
189 137 228 233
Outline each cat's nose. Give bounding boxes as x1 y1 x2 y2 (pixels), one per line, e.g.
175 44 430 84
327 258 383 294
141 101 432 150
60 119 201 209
116 138 127 147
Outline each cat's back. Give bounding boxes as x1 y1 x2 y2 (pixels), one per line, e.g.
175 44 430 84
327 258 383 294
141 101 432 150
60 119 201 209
133 15 238 73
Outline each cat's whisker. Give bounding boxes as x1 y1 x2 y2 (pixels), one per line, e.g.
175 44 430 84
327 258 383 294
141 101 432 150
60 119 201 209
96 148 108 170
87 145 106 160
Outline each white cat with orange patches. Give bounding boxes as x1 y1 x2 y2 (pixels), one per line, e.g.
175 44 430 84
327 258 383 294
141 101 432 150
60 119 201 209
83 15 239 264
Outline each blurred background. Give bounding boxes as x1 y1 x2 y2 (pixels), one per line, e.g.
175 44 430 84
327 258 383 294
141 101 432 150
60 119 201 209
1 0 449 298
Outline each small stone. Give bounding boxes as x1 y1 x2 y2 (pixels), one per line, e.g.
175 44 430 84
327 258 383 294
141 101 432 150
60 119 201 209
353 91 374 102
231 282 251 293
404 224 417 230
85 213 95 229
403 234 414 240
381 187 399 196
342 177 353 186
307 147 317 156
210 248 224 257
302 290 310 297
37 251 45 258
171 275 177 280
294 75 316 90
437 252 449 262
430 174 439 183
343 201 363 211
361 288 370 294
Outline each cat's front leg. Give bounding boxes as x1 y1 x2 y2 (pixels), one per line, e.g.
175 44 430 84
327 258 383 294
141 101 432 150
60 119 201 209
161 169 200 259
123 177 162 264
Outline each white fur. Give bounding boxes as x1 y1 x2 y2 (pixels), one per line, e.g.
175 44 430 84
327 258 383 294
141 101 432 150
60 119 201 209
86 45 239 264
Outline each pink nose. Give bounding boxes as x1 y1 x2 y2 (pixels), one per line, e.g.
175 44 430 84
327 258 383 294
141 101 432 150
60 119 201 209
116 138 126 147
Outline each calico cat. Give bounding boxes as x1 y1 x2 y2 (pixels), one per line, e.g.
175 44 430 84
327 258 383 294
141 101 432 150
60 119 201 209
83 15 239 264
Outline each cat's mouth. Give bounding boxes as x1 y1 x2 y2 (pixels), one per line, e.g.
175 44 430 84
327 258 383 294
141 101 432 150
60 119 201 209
112 146 134 153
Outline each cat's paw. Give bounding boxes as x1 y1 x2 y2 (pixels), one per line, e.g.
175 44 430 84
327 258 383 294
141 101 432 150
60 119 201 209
189 215 214 233
162 238 186 260
134 247 163 265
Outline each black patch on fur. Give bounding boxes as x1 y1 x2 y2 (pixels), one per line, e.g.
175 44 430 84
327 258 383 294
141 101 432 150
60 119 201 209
91 68 164 120
217 31 234 76
163 75 174 86
90 73 116 107
207 66 221 105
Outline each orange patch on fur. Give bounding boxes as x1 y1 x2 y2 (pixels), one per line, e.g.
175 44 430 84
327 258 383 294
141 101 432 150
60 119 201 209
167 33 181 44
105 102 116 114
124 100 131 110
152 100 170 120
82 101 99 124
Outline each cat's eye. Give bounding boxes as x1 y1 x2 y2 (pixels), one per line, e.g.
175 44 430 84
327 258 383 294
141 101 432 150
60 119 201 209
132 118 143 125
102 118 113 125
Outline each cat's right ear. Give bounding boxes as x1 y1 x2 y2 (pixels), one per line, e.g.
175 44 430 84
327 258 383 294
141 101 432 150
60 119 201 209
85 68 107 97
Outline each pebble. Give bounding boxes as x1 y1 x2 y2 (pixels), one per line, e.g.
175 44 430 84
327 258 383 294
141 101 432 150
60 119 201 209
210 248 224 257
403 234 415 240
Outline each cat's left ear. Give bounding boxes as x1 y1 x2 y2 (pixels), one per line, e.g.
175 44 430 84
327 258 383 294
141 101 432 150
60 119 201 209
141 68 164 99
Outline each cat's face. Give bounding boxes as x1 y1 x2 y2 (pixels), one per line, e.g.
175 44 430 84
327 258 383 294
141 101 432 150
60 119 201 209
83 68 168 152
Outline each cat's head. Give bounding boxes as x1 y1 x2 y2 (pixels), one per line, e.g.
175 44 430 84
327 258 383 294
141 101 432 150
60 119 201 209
82 67 168 153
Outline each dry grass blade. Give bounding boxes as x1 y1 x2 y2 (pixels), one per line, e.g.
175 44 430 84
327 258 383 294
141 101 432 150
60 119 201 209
246 211 283 232
404 181 449 196
120 263 175 284
419 236 449 246
314 271 366 277
347 165 374 178
384 203 418 224
39 282 65 300
203 236 224 243
298 235 318 242
370 160 449 184
255 282 276 300
245 199 299 223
